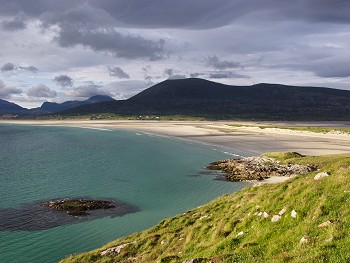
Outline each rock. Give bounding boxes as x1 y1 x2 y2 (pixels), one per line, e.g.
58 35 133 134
318 220 333 228
161 240 167 245
100 241 136 256
325 237 333 243
314 172 330 180
199 215 210 220
263 212 269 218
257 212 263 216
291 210 297 218
279 207 287 216
300 237 309 245
207 156 315 182
182 258 207 263
271 215 281 222
236 231 244 237
45 198 116 216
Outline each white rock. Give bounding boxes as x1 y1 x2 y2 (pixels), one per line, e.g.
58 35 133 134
100 241 136 256
236 231 244 237
257 212 263 216
279 207 287 216
300 237 308 245
291 210 297 218
318 220 333 228
314 172 330 180
199 215 210 220
263 212 270 218
271 215 281 222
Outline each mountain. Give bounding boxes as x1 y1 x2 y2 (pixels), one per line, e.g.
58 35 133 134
0 99 29 115
62 78 350 120
38 95 115 113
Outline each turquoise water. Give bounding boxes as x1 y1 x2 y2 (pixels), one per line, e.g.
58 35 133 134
0 124 245 263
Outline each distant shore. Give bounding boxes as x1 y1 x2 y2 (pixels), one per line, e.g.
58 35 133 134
2 120 350 156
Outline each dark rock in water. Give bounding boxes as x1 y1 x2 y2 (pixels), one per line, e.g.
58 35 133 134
43 198 116 216
0 197 139 231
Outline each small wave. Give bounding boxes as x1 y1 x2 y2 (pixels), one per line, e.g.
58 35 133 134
76 126 113 131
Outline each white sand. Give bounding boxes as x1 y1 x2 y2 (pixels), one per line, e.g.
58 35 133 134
2 120 350 156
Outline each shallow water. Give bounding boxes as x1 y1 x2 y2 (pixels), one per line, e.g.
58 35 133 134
0 124 246 263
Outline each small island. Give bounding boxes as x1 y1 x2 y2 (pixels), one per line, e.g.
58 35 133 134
44 198 116 216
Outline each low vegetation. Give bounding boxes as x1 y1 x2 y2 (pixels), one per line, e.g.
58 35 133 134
227 124 350 135
61 152 350 262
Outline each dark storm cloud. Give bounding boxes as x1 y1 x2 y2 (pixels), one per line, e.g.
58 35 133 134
1 62 15 72
1 63 38 73
19 66 38 72
55 24 165 60
53 75 73 87
2 16 26 31
107 66 130 79
2 0 349 30
0 80 23 98
91 0 350 28
27 84 57 98
206 56 241 70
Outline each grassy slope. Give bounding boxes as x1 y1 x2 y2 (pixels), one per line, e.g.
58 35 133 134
61 153 350 263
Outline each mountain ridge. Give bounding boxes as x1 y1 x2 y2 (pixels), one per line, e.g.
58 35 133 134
63 78 350 120
0 95 115 116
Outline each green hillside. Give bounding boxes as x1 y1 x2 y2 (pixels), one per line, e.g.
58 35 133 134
61 152 350 262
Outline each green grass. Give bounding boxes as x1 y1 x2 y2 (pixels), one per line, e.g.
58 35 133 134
61 152 350 263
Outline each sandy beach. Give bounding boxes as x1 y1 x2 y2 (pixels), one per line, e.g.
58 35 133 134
2 119 350 156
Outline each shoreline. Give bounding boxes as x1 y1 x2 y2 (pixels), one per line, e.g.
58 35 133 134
2 120 350 156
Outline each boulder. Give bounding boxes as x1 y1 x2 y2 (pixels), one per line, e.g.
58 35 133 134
236 231 244 237
279 207 287 216
314 172 330 180
300 237 309 245
291 210 297 218
263 212 270 218
271 215 281 222
318 220 333 228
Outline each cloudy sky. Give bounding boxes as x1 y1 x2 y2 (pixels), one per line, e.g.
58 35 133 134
1 0 349 108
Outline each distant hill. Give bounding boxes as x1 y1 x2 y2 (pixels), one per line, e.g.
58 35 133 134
0 99 28 115
0 95 115 116
38 95 115 113
62 78 350 120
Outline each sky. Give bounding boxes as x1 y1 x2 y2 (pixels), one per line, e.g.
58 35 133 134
0 0 350 108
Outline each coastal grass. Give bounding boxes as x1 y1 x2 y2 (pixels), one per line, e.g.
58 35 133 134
227 124 350 135
61 152 350 263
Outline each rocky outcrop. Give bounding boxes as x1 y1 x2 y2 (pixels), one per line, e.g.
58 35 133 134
207 156 316 181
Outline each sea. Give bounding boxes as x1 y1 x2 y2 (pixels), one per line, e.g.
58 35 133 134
0 124 246 263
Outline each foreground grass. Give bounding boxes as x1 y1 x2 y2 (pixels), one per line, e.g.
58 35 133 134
61 152 350 262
